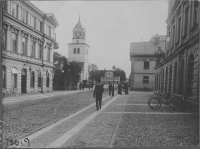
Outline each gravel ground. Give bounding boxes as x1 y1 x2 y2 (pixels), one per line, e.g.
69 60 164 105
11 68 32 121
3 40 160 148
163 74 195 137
2 89 110 143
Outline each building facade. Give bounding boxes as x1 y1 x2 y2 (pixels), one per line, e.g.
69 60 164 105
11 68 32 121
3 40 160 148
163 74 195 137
68 16 89 82
2 1 59 97
100 71 120 85
130 35 166 91
154 0 199 109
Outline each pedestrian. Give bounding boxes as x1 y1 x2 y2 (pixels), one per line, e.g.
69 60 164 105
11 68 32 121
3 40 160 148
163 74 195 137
123 82 129 95
108 83 113 96
82 83 84 90
93 79 104 111
79 82 82 90
118 82 122 95
88 82 91 90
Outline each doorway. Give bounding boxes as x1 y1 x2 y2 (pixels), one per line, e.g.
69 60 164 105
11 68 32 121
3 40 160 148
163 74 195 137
21 68 27 93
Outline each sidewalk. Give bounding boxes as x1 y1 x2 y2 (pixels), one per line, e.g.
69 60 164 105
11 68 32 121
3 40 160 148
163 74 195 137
3 89 93 104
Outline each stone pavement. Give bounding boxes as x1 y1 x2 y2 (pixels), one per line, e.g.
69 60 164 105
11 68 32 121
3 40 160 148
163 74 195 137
3 89 92 104
18 91 198 148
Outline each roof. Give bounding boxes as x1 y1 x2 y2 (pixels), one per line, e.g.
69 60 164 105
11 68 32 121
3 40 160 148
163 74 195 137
130 42 165 55
46 13 59 27
74 16 83 29
149 35 166 43
76 62 84 70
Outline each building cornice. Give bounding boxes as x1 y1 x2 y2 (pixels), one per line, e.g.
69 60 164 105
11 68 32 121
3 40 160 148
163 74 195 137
68 43 90 47
130 54 156 57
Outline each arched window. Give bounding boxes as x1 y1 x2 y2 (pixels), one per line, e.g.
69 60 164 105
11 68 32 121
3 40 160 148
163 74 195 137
173 62 177 93
178 59 184 95
155 74 157 90
165 67 168 93
162 69 164 92
187 54 194 97
74 48 76 54
168 65 172 94
46 71 49 87
30 71 35 87
2 65 6 88
38 71 41 87
11 67 17 88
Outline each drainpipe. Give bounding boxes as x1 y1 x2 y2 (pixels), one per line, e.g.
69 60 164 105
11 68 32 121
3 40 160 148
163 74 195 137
41 14 46 93
0 2 3 145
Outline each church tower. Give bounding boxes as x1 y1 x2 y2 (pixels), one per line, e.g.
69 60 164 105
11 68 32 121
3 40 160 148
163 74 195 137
68 16 90 81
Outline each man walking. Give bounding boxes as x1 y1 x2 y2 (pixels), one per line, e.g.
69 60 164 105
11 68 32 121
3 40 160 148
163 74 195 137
93 79 104 111
108 83 113 96
79 82 82 90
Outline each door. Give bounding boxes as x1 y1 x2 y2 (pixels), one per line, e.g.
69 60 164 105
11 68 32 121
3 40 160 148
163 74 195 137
21 68 27 93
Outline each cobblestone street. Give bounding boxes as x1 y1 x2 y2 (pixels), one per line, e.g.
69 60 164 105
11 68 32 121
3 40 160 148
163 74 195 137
6 91 198 148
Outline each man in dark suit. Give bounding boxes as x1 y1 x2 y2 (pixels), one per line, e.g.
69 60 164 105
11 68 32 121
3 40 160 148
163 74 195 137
108 83 113 96
93 79 104 111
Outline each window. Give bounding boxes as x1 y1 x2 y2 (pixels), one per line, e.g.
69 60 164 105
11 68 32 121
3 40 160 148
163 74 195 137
77 48 80 54
38 72 41 87
86 49 88 55
187 54 194 97
173 62 177 93
193 1 198 25
177 17 181 42
46 71 49 87
30 71 35 88
2 28 7 50
31 41 36 58
74 48 76 54
47 25 51 36
172 25 175 46
26 11 28 25
16 5 19 19
143 76 149 84
165 67 168 93
31 15 34 28
3 1 7 11
47 47 50 61
39 21 43 32
12 2 16 17
184 7 189 35
12 33 17 52
22 9 25 23
178 60 184 94
144 61 149 70
22 37 27 55
11 68 17 89
38 44 42 59
2 66 6 88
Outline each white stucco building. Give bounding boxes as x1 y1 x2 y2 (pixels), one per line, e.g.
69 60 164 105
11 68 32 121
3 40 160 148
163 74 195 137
68 16 89 81
2 1 59 97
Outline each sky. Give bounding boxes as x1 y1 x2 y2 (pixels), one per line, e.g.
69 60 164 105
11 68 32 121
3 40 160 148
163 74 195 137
31 0 168 77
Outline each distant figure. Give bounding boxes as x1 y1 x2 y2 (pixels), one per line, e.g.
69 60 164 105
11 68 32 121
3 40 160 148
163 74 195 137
118 82 122 95
88 82 91 90
93 79 104 111
108 83 113 96
79 82 82 90
82 82 85 90
123 82 129 95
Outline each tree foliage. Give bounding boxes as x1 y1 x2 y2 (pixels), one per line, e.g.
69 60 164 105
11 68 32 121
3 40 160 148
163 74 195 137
53 52 82 90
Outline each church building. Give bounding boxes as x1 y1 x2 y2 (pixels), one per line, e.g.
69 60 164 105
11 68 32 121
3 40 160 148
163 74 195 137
68 16 89 82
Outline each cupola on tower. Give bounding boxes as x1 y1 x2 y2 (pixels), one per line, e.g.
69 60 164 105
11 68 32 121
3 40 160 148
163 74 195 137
68 16 90 82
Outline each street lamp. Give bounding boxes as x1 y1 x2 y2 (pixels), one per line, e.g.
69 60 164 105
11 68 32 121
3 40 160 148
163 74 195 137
112 65 115 96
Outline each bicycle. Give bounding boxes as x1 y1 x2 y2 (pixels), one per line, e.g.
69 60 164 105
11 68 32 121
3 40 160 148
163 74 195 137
148 91 174 110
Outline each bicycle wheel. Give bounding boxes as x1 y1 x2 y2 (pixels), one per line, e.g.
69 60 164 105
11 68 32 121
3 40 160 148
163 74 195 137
148 97 161 110
148 97 154 104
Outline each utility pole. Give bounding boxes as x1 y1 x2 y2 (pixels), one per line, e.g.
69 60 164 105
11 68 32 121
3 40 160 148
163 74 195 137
0 1 3 146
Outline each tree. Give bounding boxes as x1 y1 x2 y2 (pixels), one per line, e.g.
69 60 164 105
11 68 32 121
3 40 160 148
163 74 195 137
88 63 98 81
114 67 126 82
53 52 81 90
